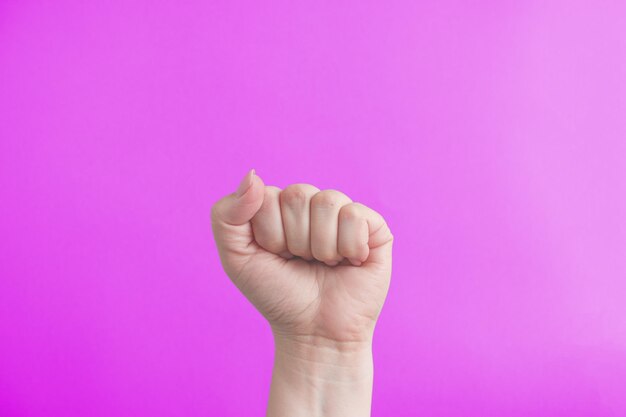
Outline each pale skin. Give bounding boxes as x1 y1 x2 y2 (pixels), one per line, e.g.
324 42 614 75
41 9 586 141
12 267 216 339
211 169 394 417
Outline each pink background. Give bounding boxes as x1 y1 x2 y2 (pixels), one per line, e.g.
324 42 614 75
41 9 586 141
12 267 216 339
1 1 625 416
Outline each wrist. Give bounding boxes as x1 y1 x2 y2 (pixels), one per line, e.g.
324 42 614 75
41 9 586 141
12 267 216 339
273 332 373 373
267 332 374 417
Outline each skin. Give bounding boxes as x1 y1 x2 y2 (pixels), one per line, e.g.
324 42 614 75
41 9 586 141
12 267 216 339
211 169 394 417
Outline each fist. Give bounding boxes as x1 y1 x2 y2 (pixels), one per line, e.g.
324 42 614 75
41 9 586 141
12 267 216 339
210 169 394 344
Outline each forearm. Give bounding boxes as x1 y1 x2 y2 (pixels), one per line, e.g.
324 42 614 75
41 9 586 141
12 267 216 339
267 333 374 417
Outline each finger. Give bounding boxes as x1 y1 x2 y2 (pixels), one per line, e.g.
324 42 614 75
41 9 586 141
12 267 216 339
280 183 320 260
338 202 393 269
210 169 266 277
338 203 370 266
251 186 293 259
210 169 265 251
310 189 353 266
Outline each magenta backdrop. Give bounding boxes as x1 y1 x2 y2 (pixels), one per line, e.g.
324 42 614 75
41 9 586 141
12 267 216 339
1 1 625 416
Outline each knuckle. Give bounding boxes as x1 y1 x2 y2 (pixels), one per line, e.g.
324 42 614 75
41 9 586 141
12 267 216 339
258 186 281 211
339 203 361 221
209 198 226 221
280 185 309 206
312 189 349 208
264 185 282 197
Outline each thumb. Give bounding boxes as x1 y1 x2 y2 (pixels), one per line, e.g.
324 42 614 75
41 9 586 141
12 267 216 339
211 169 265 262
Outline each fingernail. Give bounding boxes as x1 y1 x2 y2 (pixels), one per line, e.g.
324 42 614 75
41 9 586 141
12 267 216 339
236 168 255 197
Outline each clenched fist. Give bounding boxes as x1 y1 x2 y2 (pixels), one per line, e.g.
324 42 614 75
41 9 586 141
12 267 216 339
210 169 394 345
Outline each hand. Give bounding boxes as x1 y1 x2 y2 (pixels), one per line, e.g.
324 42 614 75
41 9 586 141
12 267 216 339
211 169 394 346
210 169 394 417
